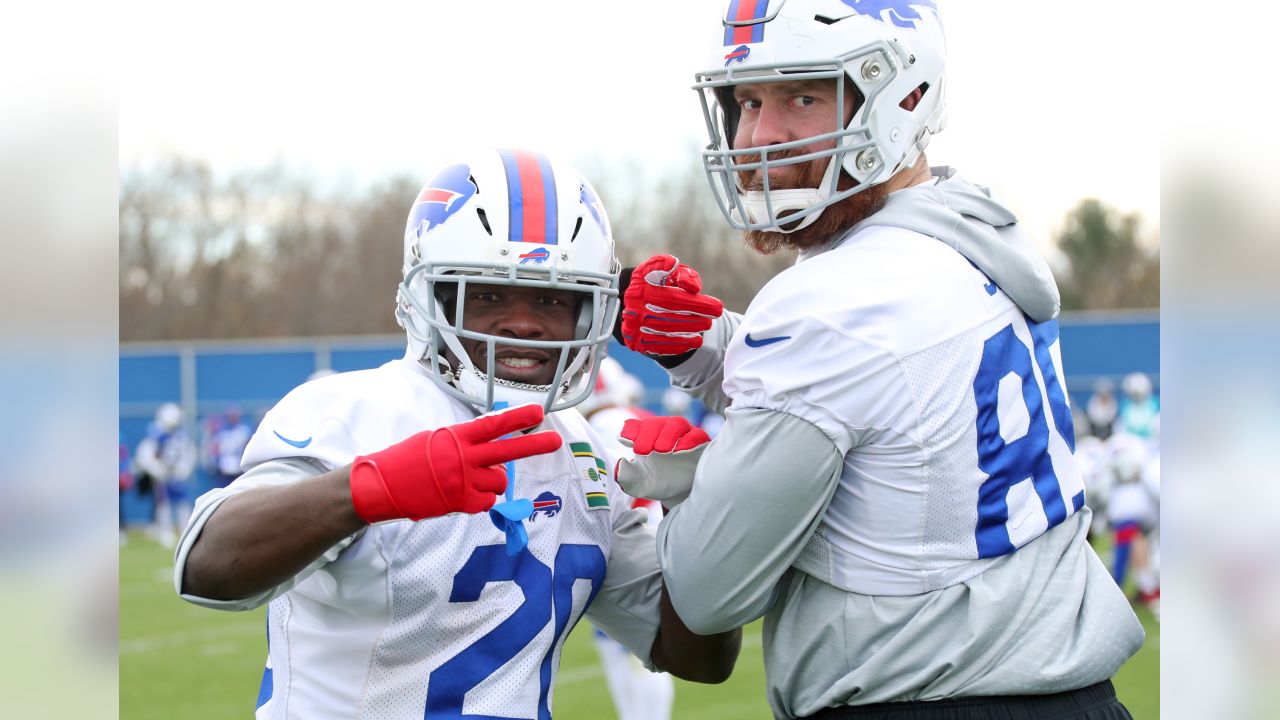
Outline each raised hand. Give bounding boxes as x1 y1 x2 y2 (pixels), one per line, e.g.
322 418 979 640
621 254 725 356
349 403 562 523
615 415 710 506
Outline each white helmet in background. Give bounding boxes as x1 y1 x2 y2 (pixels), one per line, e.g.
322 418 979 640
696 0 947 232
577 356 645 417
1122 372 1153 401
155 402 183 433
396 148 621 413
1107 432 1149 485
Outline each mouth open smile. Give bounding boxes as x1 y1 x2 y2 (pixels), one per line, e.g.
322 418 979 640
482 349 556 385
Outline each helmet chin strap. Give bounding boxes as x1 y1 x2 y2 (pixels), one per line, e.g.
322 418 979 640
734 154 841 233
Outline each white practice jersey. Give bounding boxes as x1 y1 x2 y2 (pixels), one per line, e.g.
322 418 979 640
174 358 663 720
658 176 1142 714
724 225 1085 596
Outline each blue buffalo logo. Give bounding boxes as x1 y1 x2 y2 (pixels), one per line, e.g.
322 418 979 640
519 247 551 264
841 0 937 30
406 163 477 240
724 44 751 65
530 491 563 520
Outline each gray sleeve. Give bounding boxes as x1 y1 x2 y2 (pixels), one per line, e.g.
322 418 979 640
584 506 663 670
173 457 362 611
656 407 843 634
665 311 742 416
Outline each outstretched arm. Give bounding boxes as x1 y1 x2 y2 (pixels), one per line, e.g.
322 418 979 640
178 404 561 606
179 463 365 602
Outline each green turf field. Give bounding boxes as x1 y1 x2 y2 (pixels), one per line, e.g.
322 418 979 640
121 533 1159 719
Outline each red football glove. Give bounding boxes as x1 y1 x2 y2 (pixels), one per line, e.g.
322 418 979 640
620 415 710 454
349 404 562 523
621 254 724 356
616 416 710 506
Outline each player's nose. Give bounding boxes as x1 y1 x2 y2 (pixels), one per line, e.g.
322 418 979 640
494 297 546 338
750 100 791 148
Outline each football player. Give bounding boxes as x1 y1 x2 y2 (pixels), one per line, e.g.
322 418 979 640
614 2 1143 718
1105 431 1161 616
174 148 739 719
132 401 196 546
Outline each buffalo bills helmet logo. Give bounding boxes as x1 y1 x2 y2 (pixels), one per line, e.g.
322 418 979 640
841 0 937 29
724 45 751 65
519 247 551 264
530 491 563 520
407 164 477 240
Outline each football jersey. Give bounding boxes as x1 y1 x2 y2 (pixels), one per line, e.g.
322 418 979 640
723 224 1084 596
656 173 1142 714
174 357 663 720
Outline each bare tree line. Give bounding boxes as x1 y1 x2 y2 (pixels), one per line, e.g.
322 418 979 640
119 157 1155 342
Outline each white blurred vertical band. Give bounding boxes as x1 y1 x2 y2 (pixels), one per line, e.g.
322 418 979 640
0 2 120 717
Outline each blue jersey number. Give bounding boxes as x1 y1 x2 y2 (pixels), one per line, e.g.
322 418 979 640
972 319 1081 559
425 543 607 720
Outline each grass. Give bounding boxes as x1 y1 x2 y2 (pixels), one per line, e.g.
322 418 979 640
121 532 1158 719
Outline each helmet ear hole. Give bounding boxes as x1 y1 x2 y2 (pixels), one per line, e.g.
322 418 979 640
899 82 929 111
476 208 493 235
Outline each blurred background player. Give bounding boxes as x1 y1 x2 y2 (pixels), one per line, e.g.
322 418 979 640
578 356 675 720
119 437 134 546
1073 432 1112 543
132 402 196 546
1105 431 1161 618
212 406 253 489
1085 378 1118 440
1117 372 1159 440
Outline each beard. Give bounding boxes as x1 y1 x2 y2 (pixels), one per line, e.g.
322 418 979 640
737 150 892 255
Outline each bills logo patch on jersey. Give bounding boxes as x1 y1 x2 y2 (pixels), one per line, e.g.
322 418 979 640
840 0 937 30
406 163 477 240
530 491 563 520
519 247 551 264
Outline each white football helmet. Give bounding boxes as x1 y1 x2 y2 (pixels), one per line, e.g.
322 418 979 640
696 0 947 232
1122 372 1153 401
155 402 183 433
396 148 621 413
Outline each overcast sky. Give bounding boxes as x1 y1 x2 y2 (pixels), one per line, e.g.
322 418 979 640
119 0 1160 250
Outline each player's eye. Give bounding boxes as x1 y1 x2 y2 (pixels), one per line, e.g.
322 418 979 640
792 95 818 108
469 291 501 303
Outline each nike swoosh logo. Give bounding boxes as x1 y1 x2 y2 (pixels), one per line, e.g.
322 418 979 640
273 431 312 448
743 333 791 348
